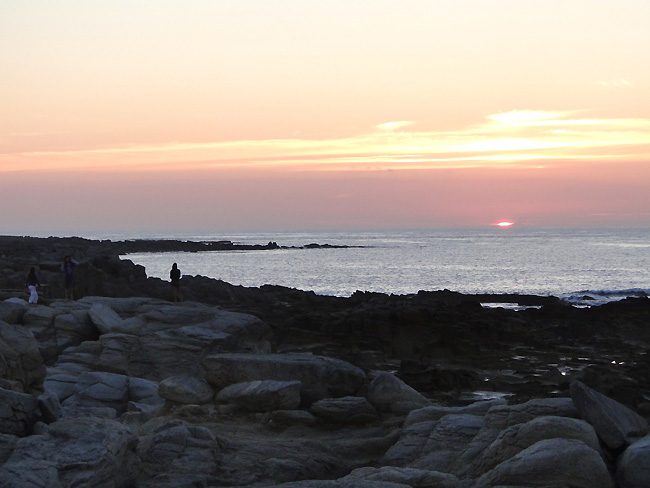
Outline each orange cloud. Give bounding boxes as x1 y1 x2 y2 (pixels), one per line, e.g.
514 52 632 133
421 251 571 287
2 111 649 175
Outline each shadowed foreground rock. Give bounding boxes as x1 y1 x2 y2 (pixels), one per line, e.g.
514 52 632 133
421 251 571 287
0 296 647 487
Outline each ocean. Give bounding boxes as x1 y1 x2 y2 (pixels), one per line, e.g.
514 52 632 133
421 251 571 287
117 227 650 307
112 226 650 304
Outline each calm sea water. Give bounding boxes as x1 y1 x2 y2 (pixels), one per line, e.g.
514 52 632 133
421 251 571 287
115 227 650 306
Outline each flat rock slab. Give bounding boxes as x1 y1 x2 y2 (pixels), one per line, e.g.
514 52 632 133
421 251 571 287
405 398 507 427
346 466 460 488
216 379 300 412
159 376 214 405
310 396 379 424
203 353 366 405
88 303 124 334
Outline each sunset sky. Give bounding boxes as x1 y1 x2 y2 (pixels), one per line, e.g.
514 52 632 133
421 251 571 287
2 1 650 236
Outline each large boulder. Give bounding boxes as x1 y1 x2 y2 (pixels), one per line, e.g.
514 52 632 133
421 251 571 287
52 310 96 352
470 415 602 476
450 397 581 478
136 419 220 487
383 414 484 472
216 380 301 412
570 380 649 450
11 302 98 364
171 308 274 354
310 397 379 425
203 353 366 405
88 303 124 334
159 375 215 405
62 371 129 415
22 305 67 364
47 302 274 384
110 333 213 381
404 398 507 427
0 433 17 465
367 372 432 414
214 436 354 486
55 371 162 417
475 438 613 488
0 387 41 436
345 466 459 488
483 397 578 431
77 296 167 316
616 434 650 488
0 320 46 392
0 417 139 488
262 480 410 488
127 376 163 413
120 301 274 353
22 305 56 329
37 389 63 424
0 299 26 324
270 410 318 428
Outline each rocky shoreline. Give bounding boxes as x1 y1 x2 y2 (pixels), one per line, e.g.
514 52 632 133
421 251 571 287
1 235 650 487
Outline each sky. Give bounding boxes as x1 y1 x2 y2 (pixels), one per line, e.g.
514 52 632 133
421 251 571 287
2 1 650 236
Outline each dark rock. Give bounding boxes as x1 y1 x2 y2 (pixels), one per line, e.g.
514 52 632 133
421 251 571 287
0 387 41 436
0 299 26 324
158 375 214 405
216 379 301 412
203 353 365 405
136 419 219 486
474 438 613 488
0 320 46 392
570 380 649 451
0 417 139 488
367 372 432 414
345 466 460 487
617 434 650 488
310 396 379 424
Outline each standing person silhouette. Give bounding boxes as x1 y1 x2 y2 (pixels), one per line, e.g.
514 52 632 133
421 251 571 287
25 267 40 304
61 255 79 300
170 263 183 302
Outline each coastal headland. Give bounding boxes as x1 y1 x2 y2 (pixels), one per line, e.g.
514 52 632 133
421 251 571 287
1 235 649 486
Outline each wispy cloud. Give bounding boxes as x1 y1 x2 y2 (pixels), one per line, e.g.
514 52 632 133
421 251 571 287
2 111 650 173
598 79 633 88
375 121 415 131
487 110 572 124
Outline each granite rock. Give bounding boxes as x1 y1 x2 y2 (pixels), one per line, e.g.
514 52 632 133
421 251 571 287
570 380 649 451
158 375 214 405
216 379 301 412
203 353 366 405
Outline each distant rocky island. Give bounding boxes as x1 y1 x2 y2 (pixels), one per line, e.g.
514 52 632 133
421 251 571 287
1 235 649 487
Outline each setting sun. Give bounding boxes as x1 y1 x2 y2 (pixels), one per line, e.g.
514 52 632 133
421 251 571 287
496 221 515 227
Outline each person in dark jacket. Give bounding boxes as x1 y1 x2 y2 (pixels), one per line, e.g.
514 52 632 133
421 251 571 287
170 263 183 302
61 255 79 300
